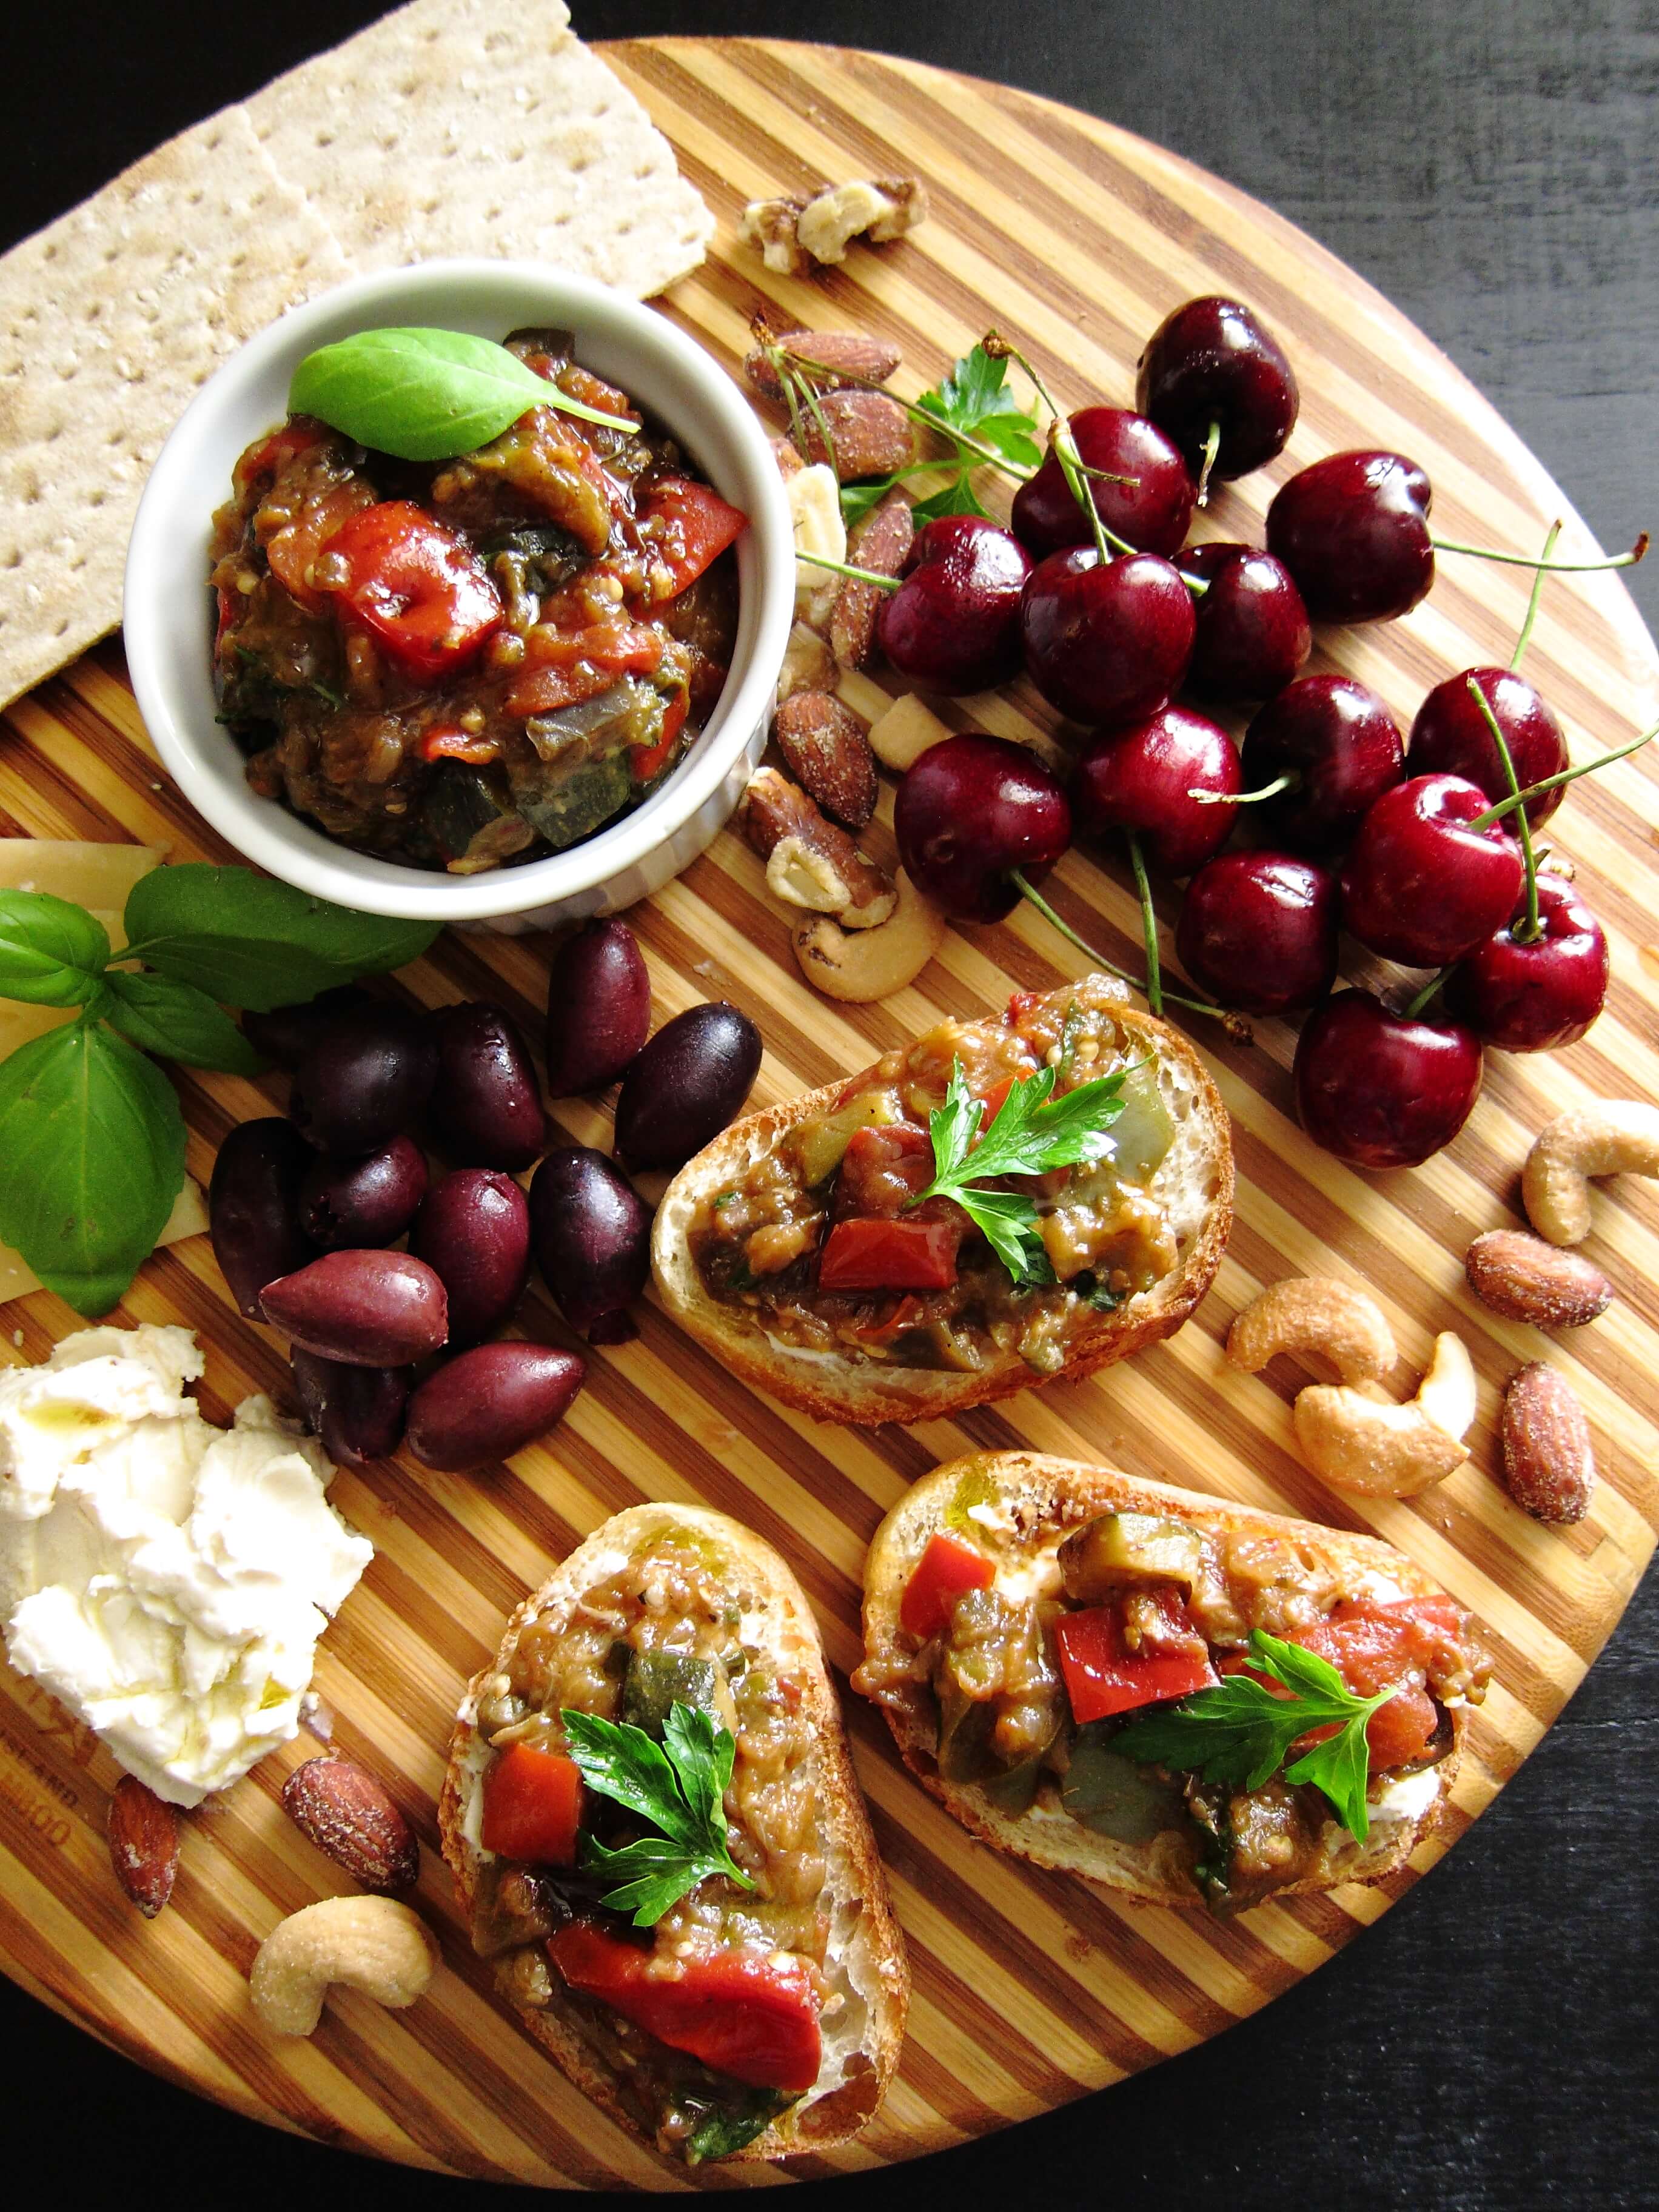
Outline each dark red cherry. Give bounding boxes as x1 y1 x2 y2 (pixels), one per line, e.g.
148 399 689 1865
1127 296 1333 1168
894 732 1072 923
1073 705 1241 876
877 515 1033 695
1021 549 1196 726
1181 543 1312 701
1295 990 1484 1169
1240 674 1406 853
1266 451 1434 623
1406 666 1570 826
1176 851 1339 1014
1136 297 1299 481
1341 774 1525 967
1010 406 1196 559
1443 875 1609 1051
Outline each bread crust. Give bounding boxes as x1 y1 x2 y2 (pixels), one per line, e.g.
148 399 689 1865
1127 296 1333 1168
438 1503 908 2166
858 1452 1466 1908
651 982 1234 1425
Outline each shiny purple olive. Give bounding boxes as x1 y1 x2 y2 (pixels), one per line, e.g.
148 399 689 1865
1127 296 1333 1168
1239 674 1406 853
1021 549 1196 726
209 1118 318 1320
241 986 374 1070
299 1136 429 1252
411 1170 531 1346
1266 450 1435 624
260 1249 449 1366
1010 406 1196 559
430 1000 547 1170
1136 296 1299 481
530 1147 651 1344
290 1350 411 1470
288 1001 438 1156
894 732 1072 923
1072 706 1241 877
404 1342 586 1474
614 1002 763 1173
545 917 652 1095
1176 851 1340 1014
1406 667 1570 826
1180 542 1312 702
876 515 1033 695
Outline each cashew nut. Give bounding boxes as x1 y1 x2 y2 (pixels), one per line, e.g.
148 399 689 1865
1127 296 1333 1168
1522 1100 1659 1246
793 869 947 1003
1227 1277 1398 1385
249 1895 438 2037
742 768 895 929
1293 1332 1478 1498
786 463 845 623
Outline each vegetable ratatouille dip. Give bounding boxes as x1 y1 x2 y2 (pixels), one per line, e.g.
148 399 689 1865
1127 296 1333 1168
210 329 746 874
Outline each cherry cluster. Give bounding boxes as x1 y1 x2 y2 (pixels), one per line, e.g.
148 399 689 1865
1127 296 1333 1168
866 298 1649 1173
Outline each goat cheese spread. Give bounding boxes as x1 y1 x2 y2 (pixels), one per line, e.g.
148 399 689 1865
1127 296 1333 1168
0 1324 372 1806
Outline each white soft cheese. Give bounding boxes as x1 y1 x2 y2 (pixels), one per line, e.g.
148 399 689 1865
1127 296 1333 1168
0 1325 372 1806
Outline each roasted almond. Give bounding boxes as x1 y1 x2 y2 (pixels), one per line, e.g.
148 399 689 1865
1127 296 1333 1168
1466 1230 1612 1329
282 1755 420 1894
770 434 805 482
798 389 916 483
746 328 902 400
1501 1362 1595 1524
107 1775 180 1920
774 691 878 830
830 489 915 669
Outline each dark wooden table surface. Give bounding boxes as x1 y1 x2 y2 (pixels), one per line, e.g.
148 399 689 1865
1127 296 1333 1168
5 4 1655 2204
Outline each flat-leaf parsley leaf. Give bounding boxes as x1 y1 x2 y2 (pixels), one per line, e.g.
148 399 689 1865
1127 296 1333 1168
561 1701 755 1926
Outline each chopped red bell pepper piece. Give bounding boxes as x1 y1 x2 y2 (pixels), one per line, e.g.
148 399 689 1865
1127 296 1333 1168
548 1923 822 2093
233 417 326 498
628 689 689 785
419 725 501 765
639 477 747 600
320 499 503 680
900 1530 996 1641
819 1216 960 1292
480 1743 584 1864
1292 1598 1464 1768
505 622 664 719
1056 1599 1218 1724
264 479 378 613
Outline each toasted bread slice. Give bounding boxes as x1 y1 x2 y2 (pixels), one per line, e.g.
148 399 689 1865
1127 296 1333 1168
652 977 1233 1425
439 1503 908 2165
857 1453 1477 1908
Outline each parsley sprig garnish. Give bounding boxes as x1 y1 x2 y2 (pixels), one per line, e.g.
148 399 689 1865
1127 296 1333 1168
1113 1629 1406 1841
561 1702 754 1926
911 1056 1127 1285
828 342 1041 526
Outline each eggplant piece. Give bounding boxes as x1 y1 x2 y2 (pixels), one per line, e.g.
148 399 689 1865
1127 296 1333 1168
935 1684 999 1785
621 1647 733 1740
1057 1511 1206 1604
1062 1720 1191 1843
512 752 634 851
423 765 537 874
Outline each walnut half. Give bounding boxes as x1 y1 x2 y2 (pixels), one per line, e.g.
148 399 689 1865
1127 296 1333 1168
740 177 929 274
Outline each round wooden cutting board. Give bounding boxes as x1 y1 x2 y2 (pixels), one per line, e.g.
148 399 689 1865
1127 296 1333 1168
2 36 1657 2191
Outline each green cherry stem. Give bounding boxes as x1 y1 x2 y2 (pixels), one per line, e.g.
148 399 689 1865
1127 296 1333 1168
1190 771 1298 806
1466 719 1659 829
1195 417 1222 505
1404 967 1453 1019
1466 675 1541 943
793 551 900 591
1127 834 1162 1017
1509 520 1562 671
1430 529 1648 573
1008 870 1252 1040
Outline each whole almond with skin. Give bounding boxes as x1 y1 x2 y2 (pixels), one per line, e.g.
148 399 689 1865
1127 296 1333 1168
107 1775 180 1919
1466 1230 1612 1329
1501 1363 1596 1524
831 489 915 669
773 691 878 830
745 329 902 400
799 389 916 482
282 1757 420 1894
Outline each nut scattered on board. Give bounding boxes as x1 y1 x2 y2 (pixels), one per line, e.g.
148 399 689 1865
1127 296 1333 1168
1464 1230 1613 1329
831 489 915 669
868 692 952 771
779 620 839 701
742 768 896 930
745 327 902 398
793 868 947 1003
740 178 928 275
1501 1363 1596 1524
1227 1277 1398 1386
786 461 845 623
773 691 877 830
797 389 916 481
281 1756 420 1896
1521 1100 1659 1247
249 1895 438 2038
1293 1332 1477 1499
107 1775 180 1920
771 433 805 481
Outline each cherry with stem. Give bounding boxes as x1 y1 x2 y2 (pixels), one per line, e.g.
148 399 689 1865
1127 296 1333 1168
1467 675 1541 943
1465 720 1658 828
1008 868 1250 1041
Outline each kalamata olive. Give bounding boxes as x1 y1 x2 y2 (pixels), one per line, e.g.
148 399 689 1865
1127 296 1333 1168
209 1118 318 1320
290 1349 411 1469
430 1001 548 1170
545 917 652 1094
289 1002 438 1156
260 1249 449 1366
529 1147 650 1344
614 1001 762 1173
241 987 375 1070
411 1170 531 1345
404 1342 586 1473
299 1136 430 1251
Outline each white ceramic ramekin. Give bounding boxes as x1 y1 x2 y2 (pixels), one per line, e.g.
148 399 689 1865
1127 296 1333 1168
124 261 794 930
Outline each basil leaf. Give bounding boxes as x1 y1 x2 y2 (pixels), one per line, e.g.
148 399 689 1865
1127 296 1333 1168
0 891 110 1007
102 971 267 1074
121 865 437 1011
288 326 634 460
0 1019 186 1315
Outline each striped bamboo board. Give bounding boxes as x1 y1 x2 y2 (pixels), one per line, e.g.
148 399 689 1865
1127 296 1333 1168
2 36 1657 2190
